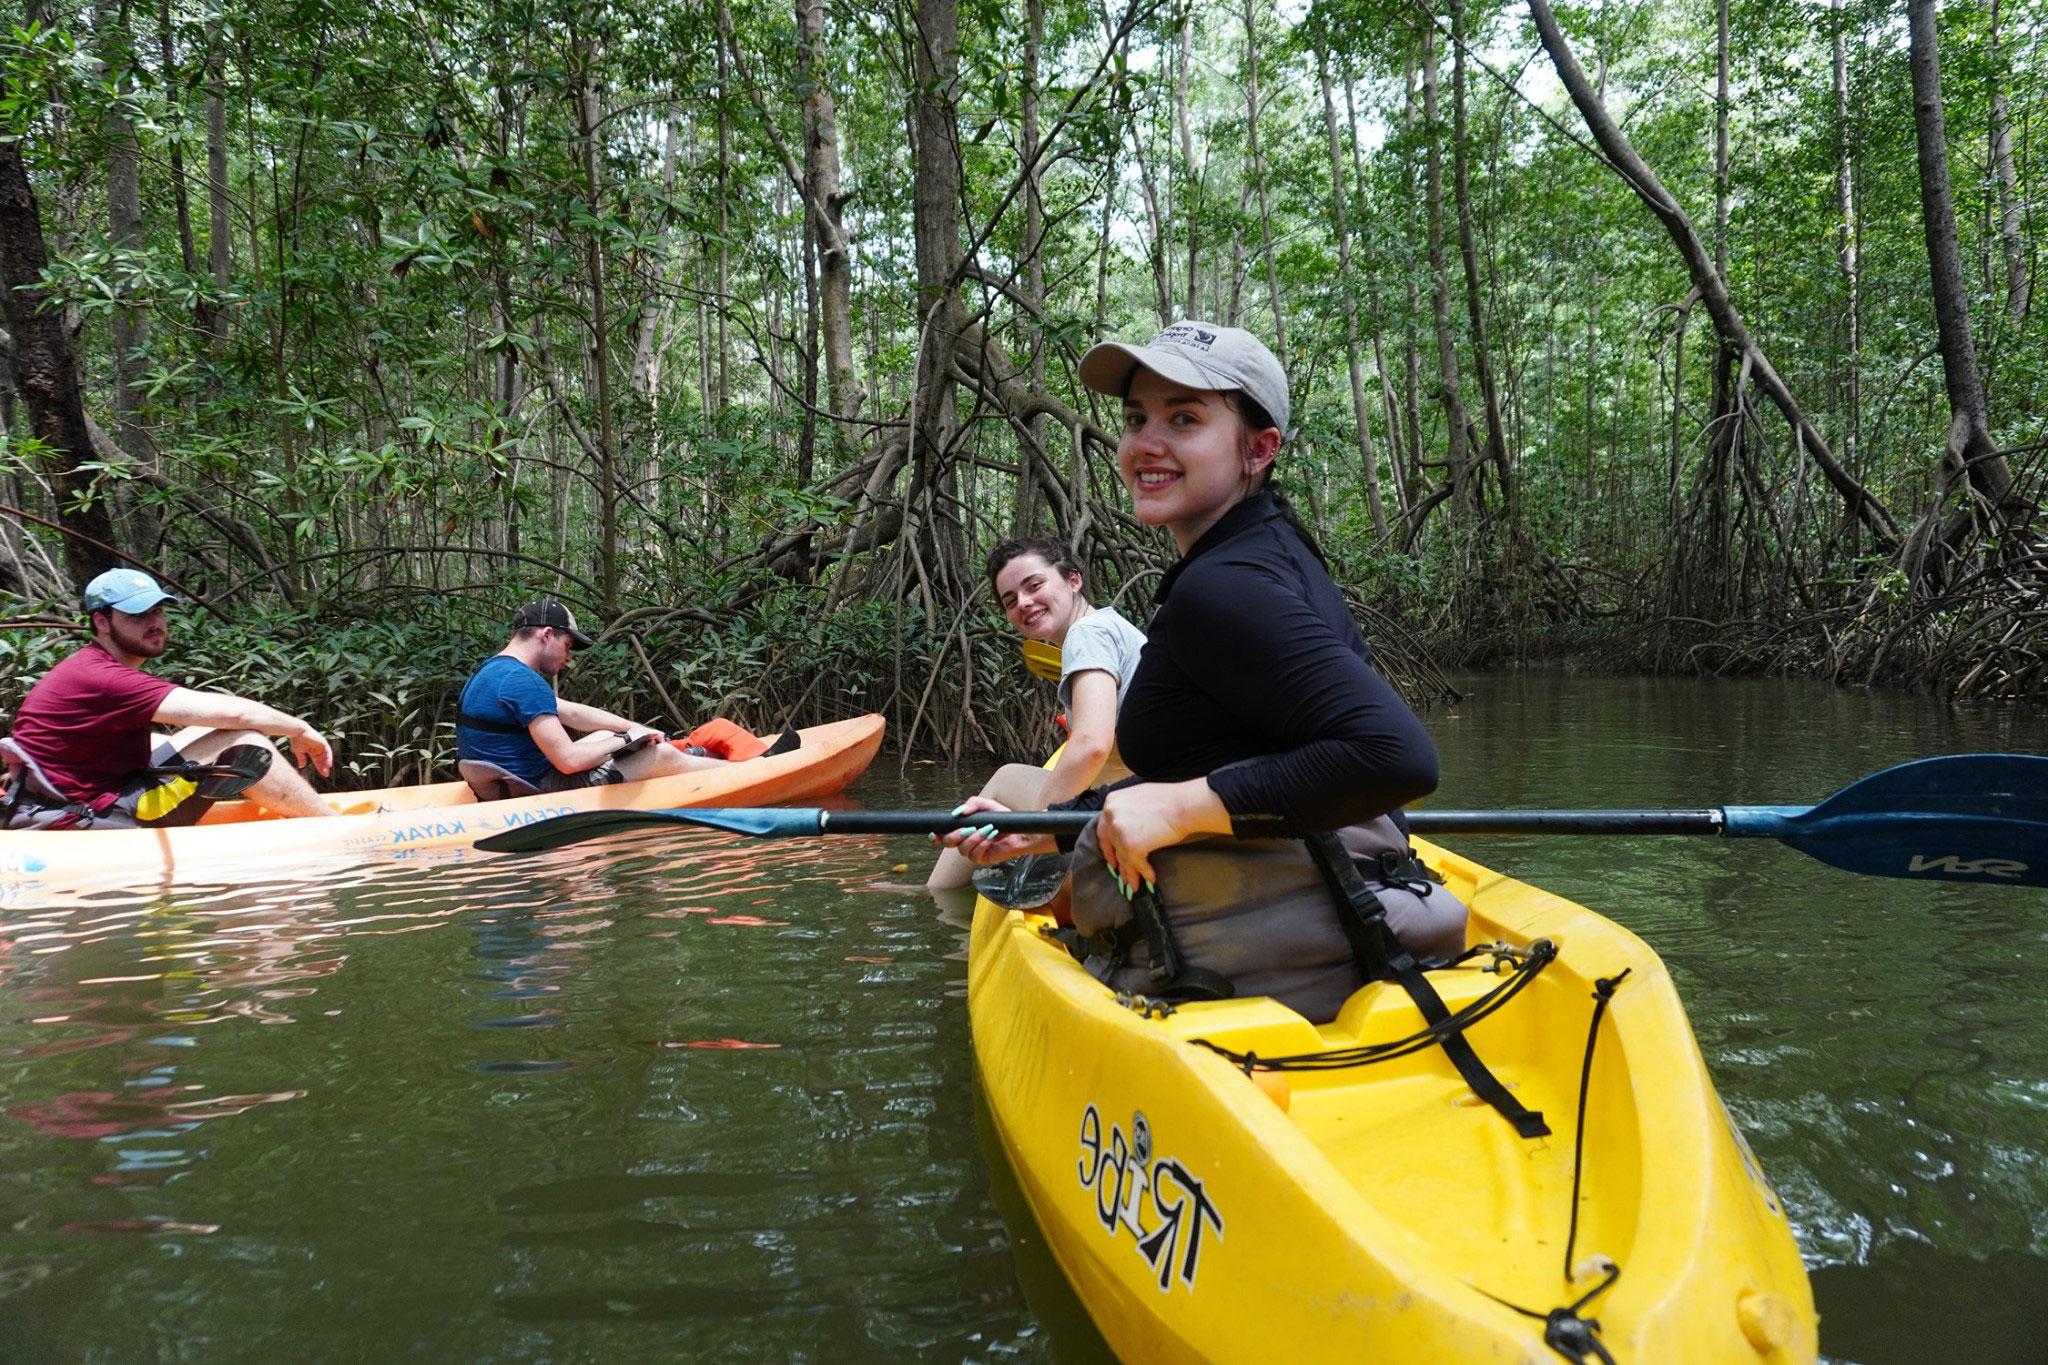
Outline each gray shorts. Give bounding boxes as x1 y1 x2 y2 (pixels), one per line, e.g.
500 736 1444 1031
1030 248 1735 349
537 759 627 793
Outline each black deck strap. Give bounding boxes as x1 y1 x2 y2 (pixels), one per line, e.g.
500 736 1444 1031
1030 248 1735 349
1304 832 1550 1139
1131 883 1234 1003
456 711 530 736
1477 1263 1621 1365
1186 940 1554 1073
1564 969 1633 1278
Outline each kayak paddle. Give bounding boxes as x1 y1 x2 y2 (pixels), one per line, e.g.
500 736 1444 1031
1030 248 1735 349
147 742 275 801
473 752 2048 888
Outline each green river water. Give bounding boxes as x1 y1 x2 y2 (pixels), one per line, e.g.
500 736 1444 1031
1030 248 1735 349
0 674 2044 1362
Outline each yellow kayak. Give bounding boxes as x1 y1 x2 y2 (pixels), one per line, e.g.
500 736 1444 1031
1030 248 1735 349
0 714 884 901
968 834 1818 1362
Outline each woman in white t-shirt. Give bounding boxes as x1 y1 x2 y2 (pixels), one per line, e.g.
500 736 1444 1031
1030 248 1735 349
925 537 1146 890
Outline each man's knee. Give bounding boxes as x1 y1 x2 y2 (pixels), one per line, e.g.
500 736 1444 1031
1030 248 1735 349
170 728 274 764
621 743 695 781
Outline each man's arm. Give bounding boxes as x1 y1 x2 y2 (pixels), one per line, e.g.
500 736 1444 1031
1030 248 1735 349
554 698 650 738
527 713 639 775
153 687 334 776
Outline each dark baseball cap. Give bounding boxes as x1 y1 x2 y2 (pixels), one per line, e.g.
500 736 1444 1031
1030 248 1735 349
512 599 596 649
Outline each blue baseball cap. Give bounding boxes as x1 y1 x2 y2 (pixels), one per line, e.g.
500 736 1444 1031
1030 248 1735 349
83 568 175 615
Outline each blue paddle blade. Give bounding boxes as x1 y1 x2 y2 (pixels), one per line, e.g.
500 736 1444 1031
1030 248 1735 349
1723 753 2048 888
663 807 828 837
474 806 828 853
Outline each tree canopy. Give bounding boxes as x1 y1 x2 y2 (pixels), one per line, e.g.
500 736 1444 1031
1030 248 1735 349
1 0 2042 777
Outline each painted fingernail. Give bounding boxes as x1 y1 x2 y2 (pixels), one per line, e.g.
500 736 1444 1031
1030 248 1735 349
978 824 999 839
950 803 970 816
1142 878 1156 896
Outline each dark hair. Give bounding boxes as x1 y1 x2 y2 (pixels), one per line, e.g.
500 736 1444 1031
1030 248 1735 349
1219 391 1282 491
1210 390 1320 562
1229 392 1279 436
985 536 1083 597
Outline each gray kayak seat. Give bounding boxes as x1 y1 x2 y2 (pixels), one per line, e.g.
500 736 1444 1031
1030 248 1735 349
0 737 70 805
458 759 542 802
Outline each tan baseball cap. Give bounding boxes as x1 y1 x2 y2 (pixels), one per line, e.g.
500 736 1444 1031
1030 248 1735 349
1079 321 1290 436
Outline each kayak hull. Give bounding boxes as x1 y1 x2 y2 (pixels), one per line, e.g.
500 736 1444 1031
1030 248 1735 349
967 836 1818 1363
0 714 884 900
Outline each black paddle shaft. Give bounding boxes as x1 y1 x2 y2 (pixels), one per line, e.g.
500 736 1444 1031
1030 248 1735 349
1406 810 1723 836
819 810 1092 835
828 809 1728 837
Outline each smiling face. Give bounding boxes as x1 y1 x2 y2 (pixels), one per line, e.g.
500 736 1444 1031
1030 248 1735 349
992 552 1087 644
1118 368 1279 554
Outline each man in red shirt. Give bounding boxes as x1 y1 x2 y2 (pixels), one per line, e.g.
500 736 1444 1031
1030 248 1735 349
3 569 336 828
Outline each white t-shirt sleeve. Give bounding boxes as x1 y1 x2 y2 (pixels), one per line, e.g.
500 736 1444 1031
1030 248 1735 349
1056 609 1146 712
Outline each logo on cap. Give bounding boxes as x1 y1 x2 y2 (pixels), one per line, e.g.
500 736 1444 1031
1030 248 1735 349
1156 323 1218 351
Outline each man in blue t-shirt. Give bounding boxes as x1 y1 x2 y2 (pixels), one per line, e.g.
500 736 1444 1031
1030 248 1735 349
456 600 718 792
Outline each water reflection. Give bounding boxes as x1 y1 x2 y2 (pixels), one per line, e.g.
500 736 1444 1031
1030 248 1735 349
0 680 2041 1360
0 802 1047 1358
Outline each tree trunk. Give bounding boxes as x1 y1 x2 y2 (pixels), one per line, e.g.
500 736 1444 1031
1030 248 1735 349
1449 0 1510 523
1340 67 1404 494
715 42 731 413
1831 0 1860 493
158 0 198 284
798 173 819 491
631 118 678 402
1242 0 1286 362
907 0 969 591
493 75 525 560
1316 48 1386 539
1987 0 2030 331
1420 26 1472 514
1525 0 1898 548
1126 100 1173 329
1225 163 1250 326
1015 0 1049 535
0 128 123 585
1905 0 2019 526
205 40 231 346
98 0 152 464
1176 3 1199 317
795 0 863 426
1398 65 1426 503
1714 0 1730 281
572 52 620 611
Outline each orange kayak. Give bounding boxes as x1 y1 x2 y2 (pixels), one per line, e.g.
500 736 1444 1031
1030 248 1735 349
0 714 884 901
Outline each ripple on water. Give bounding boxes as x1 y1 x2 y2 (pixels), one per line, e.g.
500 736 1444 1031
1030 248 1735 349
1 687 2044 1358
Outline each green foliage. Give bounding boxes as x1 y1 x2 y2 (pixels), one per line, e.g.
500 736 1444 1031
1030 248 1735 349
3 0 2043 750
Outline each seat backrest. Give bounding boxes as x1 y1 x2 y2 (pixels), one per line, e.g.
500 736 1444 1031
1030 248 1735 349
457 759 542 803
0 737 71 805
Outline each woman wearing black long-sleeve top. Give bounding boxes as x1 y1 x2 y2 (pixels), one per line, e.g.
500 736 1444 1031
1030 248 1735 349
946 322 1464 1019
